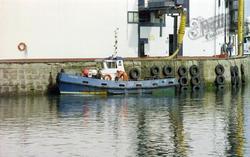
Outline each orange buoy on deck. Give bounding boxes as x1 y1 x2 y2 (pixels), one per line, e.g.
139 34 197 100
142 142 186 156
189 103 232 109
82 68 89 77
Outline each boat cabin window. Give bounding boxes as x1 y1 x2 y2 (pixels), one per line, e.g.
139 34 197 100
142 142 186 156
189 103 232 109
106 62 117 69
118 60 122 66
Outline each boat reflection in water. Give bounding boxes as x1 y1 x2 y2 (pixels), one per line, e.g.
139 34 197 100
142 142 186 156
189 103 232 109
0 86 250 157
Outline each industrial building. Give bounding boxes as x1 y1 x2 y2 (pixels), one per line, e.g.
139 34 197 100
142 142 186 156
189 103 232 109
0 0 242 59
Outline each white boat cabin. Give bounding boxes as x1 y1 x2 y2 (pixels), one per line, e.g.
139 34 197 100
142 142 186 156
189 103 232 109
100 58 125 80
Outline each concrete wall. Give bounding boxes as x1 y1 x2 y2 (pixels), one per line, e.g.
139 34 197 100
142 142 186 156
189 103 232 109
0 61 99 95
0 57 249 95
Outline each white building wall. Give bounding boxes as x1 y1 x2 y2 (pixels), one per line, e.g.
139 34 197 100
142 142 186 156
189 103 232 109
183 0 229 56
0 0 234 59
127 0 139 57
141 16 174 56
0 0 138 59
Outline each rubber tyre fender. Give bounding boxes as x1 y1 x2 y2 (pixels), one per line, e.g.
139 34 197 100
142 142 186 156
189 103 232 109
217 85 225 91
234 66 239 76
162 65 173 77
178 65 188 76
191 76 201 86
56 73 61 84
241 74 246 84
215 64 225 75
192 85 201 92
231 76 237 85
150 66 160 76
215 75 225 85
189 65 200 77
235 75 240 85
179 76 189 86
103 74 112 80
241 64 245 75
129 68 141 80
180 86 188 91
230 66 235 76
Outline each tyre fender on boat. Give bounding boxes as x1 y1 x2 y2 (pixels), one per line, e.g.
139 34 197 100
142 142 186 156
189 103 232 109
103 74 112 80
129 68 140 80
163 65 173 77
150 66 160 76
215 64 225 75
189 65 200 76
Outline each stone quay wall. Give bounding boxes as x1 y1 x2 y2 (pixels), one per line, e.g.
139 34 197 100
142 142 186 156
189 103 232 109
0 57 249 95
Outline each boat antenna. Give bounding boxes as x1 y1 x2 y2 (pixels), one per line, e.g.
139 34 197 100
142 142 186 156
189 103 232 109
113 27 119 58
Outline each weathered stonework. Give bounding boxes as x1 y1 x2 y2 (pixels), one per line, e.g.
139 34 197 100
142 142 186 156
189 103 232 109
0 57 249 95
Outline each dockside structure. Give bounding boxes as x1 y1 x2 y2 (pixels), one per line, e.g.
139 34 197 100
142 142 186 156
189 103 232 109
0 0 242 59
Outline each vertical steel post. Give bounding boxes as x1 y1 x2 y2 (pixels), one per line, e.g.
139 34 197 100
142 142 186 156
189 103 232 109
173 16 178 55
237 0 244 56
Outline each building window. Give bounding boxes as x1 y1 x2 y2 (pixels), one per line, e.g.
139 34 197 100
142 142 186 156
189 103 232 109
139 11 165 27
128 11 139 23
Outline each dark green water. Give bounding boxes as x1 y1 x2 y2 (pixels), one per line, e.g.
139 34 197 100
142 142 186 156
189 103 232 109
0 86 250 157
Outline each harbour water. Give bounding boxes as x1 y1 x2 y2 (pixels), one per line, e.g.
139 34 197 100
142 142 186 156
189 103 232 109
0 86 250 157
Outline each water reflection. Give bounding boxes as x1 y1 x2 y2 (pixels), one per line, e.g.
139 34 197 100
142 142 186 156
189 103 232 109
0 86 250 157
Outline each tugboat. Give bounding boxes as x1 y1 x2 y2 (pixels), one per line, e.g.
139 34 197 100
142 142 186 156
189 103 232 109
56 56 178 95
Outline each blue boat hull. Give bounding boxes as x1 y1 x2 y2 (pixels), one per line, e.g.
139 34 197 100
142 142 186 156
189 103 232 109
57 73 178 95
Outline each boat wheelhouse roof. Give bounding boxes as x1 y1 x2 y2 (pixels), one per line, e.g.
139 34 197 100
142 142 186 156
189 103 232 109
105 56 124 60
